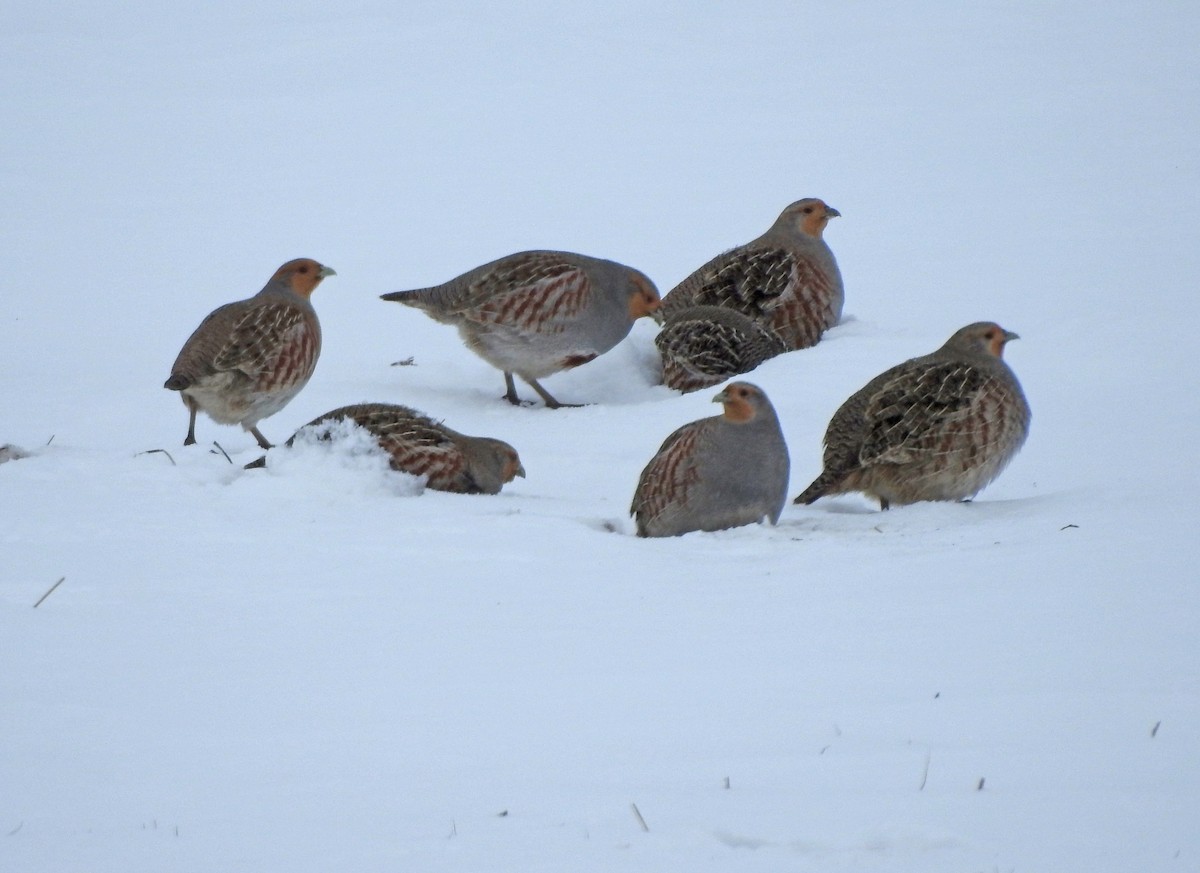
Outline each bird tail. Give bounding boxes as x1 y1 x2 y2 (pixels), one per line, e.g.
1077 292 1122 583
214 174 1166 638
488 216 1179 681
380 287 444 307
793 472 836 505
379 288 422 303
380 286 464 325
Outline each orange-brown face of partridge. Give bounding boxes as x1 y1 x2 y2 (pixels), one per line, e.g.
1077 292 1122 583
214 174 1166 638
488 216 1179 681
714 382 761 423
983 324 1019 358
628 273 663 323
503 449 526 482
276 258 336 299
783 198 840 238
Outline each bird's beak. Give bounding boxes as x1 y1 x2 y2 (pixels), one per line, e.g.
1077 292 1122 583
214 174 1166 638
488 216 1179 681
319 265 337 278
825 206 841 218
516 463 526 479
1004 329 1020 342
712 388 728 404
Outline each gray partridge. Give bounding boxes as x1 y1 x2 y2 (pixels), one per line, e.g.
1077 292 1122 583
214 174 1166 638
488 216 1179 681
631 382 790 537
381 250 661 408
794 322 1031 509
661 198 843 351
656 305 788 393
165 258 334 449
283 403 525 495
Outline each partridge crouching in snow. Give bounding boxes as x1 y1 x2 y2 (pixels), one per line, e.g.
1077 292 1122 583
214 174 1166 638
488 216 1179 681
660 198 843 351
794 322 1030 510
165 258 334 448
656 305 788 393
381 250 661 408
631 382 790 537
275 403 525 495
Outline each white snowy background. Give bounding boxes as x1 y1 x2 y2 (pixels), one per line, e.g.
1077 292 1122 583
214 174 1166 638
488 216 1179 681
2 2 1198 871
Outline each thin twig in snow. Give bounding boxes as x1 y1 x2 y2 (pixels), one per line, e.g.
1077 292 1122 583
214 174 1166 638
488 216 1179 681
33 577 66 608
1151 721 1162 738
919 751 931 790
630 803 649 832
211 442 233 464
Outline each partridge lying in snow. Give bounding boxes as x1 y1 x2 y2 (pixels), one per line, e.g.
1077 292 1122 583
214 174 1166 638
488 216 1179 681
794 322 1030 510
661 198 843 351
165 258 334 449
381 250 661 408
656 305 788 393
284 403 525 495
631 382 790 537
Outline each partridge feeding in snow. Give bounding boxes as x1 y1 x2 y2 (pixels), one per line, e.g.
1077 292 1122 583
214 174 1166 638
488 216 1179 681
794 322 1030 510
660 198 843 351
284 403 525 494
631 382 790 538
165 258 334 449
381 250 661 408
656 305 788 393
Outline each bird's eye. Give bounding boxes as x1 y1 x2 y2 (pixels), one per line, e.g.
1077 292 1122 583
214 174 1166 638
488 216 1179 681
802 207 813 214
298 266 309 273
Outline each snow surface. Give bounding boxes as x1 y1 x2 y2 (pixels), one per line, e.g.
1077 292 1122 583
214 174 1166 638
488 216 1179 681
3 2 1198 871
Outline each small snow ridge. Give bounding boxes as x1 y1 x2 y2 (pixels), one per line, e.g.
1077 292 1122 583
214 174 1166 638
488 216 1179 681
0 444 31 464
265 418 425 497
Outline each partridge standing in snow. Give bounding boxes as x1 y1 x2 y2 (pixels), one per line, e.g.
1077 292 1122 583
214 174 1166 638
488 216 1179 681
165 258 334 449
381 250 661 408
283 403 525 494
656 305 788 393
661 198 843 351
631 382 790 537
794 322 1030 510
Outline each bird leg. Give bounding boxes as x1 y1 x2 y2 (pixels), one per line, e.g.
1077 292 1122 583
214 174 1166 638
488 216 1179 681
249 426 273 450
502 372 524 406
183 397 198 446
525 377 584 409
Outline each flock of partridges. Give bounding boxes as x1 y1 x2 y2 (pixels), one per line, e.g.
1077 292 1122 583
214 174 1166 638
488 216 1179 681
162 198 1031 537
